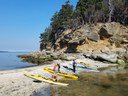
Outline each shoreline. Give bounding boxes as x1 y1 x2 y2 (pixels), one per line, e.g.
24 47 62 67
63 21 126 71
0 64 54 96
0 65 38 72
0 58 118 96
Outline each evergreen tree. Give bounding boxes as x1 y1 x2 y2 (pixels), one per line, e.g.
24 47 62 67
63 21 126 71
40 26 52 50
50 11 59 42
76 0 103 24
40 0 74 50
50 0 74 43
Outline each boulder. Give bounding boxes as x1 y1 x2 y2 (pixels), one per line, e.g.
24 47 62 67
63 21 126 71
87 32 99 42
98 27 113 39
91 53 118 63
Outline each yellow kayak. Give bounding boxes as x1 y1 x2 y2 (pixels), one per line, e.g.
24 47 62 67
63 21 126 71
24 72 69 86
44 67 78 80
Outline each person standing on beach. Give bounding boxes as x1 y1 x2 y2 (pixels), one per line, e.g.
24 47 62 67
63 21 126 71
52 63 60 82
72 60 77 73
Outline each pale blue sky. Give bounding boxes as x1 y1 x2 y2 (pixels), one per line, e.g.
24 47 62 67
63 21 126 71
0 0 78 51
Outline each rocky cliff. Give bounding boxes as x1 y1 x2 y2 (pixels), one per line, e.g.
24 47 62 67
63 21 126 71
52 22 127 52
42 22 128 63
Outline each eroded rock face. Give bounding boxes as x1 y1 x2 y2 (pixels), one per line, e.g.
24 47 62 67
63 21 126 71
41 22 128 62
66 42 78 53
54 28 88 52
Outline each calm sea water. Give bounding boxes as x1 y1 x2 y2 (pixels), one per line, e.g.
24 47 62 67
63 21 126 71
0 52 36 70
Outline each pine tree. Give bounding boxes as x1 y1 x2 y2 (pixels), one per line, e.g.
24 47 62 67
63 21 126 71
50 0 74 43
76 0 103 24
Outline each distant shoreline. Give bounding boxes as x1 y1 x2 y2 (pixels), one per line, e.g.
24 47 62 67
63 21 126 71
0 51 33 53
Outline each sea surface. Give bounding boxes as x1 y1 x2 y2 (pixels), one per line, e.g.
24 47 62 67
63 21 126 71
0 51 37 70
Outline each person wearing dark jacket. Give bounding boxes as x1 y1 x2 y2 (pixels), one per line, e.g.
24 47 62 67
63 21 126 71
72 60 77 73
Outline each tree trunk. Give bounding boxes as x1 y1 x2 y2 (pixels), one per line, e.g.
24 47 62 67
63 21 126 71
108 0 115 22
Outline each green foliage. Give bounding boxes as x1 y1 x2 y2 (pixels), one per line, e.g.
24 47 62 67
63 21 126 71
76 0 104 24
117 59 126 65
40 26 52 50
39 0 74 50
40 26 52 42
49 0 74 43
18 54 55 64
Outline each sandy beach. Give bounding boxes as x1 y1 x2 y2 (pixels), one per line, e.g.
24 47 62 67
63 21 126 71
0 58 117 96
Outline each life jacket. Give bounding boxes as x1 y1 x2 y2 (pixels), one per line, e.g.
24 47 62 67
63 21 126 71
53 64 58 71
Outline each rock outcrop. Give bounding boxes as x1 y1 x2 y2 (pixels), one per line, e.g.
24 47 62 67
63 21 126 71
30 22 128 64
53 22 127 53
50 22 128 62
